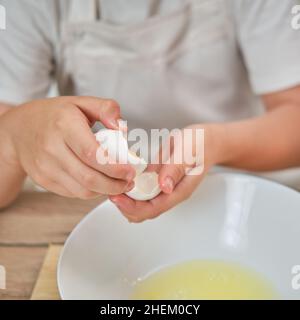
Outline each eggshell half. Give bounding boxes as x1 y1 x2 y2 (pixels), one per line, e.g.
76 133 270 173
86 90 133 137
127 150 147 176
95 129 161 201
95 129 128 163
126 172 161 201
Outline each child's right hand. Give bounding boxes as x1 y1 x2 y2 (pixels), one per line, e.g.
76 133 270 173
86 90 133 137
0 96 136 199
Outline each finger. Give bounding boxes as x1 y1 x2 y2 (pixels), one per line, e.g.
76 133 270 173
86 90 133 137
62 117 135 181
73 96 127 131
146 143 163 173
60 143 134 195
40 182 74 198
158 163 185 194
158 129 197 194
31 174 74 198
109 193 171 223
157 135 184 194
147 133 173 172
53 171 101 199
146 136 172 174
110 174 202 222
150 133 185 194
153 174 201 208
145 162 161 173
34 157 102 199
109 194 153 223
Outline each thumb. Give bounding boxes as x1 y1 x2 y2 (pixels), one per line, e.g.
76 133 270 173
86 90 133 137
73 96 127 131
159 163 186 194
157 129 186 194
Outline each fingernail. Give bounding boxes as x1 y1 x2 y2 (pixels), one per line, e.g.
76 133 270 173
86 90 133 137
162 176 174 194
125 181 135 192
118 119 128 132
107 118 119 129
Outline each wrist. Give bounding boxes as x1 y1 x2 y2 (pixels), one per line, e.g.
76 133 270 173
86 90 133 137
197 123 231 168
0 109 24 170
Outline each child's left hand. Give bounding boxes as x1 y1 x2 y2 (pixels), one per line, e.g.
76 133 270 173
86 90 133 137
109 124 221 223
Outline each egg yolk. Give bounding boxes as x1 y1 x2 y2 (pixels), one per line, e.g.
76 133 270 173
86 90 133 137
131 260 278 300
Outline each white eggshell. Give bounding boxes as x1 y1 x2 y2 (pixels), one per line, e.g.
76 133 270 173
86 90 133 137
95 129 160 201
126 172 161 201
95 129 128 163
127 150 147 176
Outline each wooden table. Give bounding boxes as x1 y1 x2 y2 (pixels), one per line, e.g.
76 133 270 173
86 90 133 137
0 191 104 300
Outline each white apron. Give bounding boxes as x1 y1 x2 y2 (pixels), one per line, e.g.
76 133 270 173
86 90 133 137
59 0 300 190
61 0 262 131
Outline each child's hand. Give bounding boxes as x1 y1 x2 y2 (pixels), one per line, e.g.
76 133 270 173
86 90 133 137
0 96 135 199
110 125 221 222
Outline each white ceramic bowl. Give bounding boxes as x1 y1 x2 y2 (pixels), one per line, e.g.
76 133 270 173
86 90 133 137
58 173 300 300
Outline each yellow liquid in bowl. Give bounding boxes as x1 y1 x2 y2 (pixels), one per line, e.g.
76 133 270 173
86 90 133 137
131 260 278 300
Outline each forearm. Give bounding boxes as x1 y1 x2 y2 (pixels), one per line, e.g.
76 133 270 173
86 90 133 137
0 103 26 209
0 102 13 115
210 104 300 171
0 154 26 209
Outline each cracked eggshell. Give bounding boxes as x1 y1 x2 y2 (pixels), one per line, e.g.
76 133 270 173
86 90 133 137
127 150 147 176
95 129 128 163
95 129 147 174
126 172 161 201
95 129 161 201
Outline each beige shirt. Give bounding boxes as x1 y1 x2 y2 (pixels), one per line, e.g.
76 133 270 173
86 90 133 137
1 0 300 129
1 0 300 188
